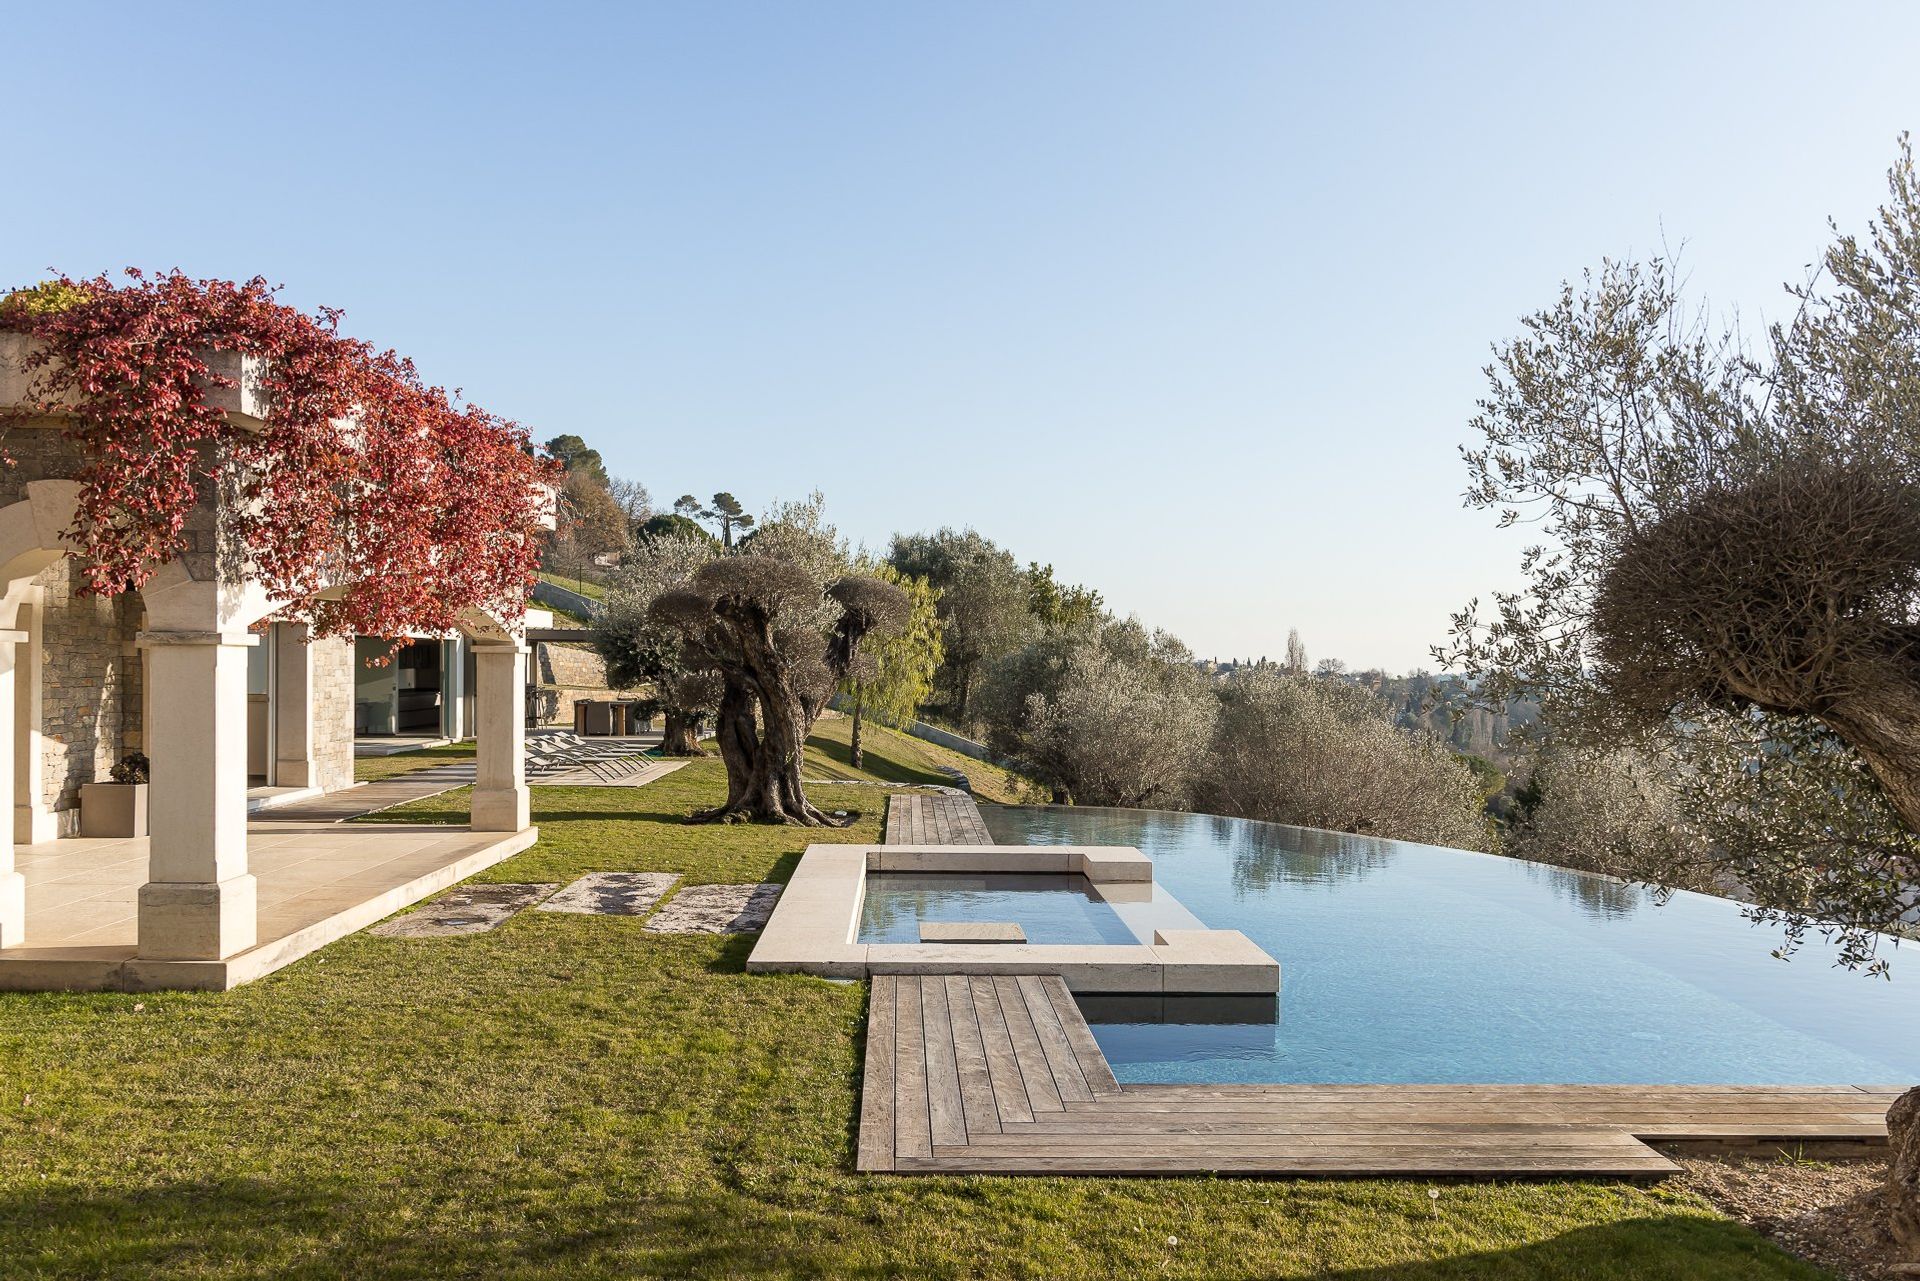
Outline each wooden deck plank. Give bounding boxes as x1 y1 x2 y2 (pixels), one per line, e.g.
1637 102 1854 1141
893 971 931 1160
856 969 1892 1179
921 977 969 1148
903 1149 1679 1175
1018 975 1094 1103
994 976 1065 1113
857 976 898 1172
945 976 1003 1137
969 975 1034 1124
1041 976 1121 1097
883 794 995 846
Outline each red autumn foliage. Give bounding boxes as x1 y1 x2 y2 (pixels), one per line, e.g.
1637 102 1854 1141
0 271 558 639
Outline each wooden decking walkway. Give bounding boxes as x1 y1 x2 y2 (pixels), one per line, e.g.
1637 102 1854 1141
885 793 994 846
860 973 1899 1178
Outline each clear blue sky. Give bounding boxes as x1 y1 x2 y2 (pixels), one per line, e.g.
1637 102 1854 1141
4 2 1914 670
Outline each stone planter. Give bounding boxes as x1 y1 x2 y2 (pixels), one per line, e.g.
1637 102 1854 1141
79 782 148 838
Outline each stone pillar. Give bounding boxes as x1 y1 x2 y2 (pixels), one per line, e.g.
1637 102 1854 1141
136 631 256 960
12 593 53 846
270 621 316 789
470 643 529 832
0 627 27 948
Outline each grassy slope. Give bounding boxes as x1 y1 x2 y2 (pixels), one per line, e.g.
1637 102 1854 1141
805 715 1033 805
538 570 608 601
0 753 1830 1279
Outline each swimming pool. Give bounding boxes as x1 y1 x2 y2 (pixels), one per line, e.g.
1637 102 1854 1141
982 805 1920 1086
857 869 1210 947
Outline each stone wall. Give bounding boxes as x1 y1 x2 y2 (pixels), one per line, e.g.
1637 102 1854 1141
309 634 355 793
0 422 88 500
34 559 144 834
533 641 648 728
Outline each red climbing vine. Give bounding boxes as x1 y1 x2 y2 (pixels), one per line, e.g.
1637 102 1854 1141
0 271 557 639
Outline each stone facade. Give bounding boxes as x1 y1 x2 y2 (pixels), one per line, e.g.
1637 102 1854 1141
308 634 356 794
34 560 144 836
533 640 646 727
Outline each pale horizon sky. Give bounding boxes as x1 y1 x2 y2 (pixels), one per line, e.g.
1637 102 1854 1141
5 2 1916 670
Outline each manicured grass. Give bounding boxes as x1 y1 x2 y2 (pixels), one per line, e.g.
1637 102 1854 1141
353 739 478 783
539 570 608 600
0 750 1834 1278
805 715 1035 805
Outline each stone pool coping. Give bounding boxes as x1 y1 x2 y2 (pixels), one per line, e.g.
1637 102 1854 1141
746 844 1279 994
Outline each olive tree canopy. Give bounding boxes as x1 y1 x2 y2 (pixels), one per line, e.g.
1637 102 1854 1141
649 555 907 825
593 533 720 755
1441 142 1920 971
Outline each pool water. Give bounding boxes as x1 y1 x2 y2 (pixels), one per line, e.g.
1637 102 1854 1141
983 805 1920 1086
858 872 1203 945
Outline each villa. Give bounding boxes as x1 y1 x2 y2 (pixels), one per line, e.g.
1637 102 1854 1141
0 332 544 992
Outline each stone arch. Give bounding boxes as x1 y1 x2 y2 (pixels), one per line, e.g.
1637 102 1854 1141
0 481 85 848
0 480 84 942
454 604 525 647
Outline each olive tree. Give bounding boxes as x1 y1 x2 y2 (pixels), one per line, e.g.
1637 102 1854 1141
1440 143 1920 972
1442 141 1920 1255
888 529 1035 722
650 556 906 824
592 533 719 754
1193 670 1492 851
984 619 1215 807
1503 747 1713 892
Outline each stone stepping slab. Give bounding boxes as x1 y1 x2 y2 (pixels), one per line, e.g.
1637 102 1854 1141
537 871 681 916
645 883 782 935
371 883 558 938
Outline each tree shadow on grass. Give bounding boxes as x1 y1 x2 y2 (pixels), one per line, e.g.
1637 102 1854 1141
806 733 944 788
1311 1213 1821 1281
702 933 759 974
1 1180 1818 1279
1 1177 886 1280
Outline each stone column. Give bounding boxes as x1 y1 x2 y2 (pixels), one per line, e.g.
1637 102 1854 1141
470 643 529 832
270 621 316 789
136 630 256 960
0 627 27 948
11 593 52 846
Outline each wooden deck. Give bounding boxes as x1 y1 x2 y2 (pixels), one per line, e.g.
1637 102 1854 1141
885 793 994 846
859 973 1899 1178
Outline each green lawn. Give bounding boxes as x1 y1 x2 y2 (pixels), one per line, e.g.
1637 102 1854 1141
805 715 1035 805
354 739 478 783
538 570 608 601
0 749 1832 1279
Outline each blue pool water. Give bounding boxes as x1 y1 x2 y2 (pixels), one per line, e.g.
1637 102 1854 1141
982 805 1920 1086
859 872 1130 944
859 872 1193 945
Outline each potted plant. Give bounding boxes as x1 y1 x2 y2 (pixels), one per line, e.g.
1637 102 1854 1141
80 752 149 838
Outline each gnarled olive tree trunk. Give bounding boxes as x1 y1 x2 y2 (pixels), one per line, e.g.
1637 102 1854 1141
1820 678 1920 836
654 559 906 827
658 710 703 756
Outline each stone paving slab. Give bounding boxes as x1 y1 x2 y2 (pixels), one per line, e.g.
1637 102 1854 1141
535 761 688 788
370 883 558 938
645 883 782 934
537 871 681 916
